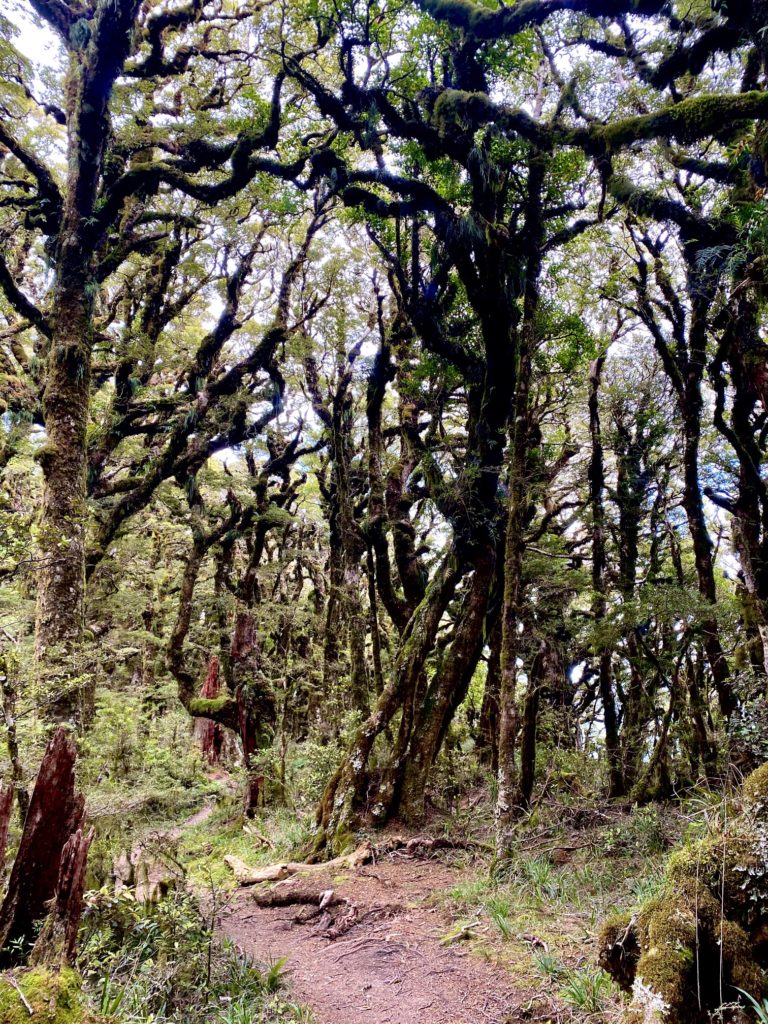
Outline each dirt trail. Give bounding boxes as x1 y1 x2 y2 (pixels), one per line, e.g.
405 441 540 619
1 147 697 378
168 799 216 839
217 854 530 1024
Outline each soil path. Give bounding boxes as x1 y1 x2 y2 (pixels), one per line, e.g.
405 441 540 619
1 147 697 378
168 799 216 839
216 853 529 1024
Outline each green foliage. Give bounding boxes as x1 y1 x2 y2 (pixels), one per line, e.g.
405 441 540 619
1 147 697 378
80 692 207 791
179 804 313 888
78 889 310 1024
290 737 345 805
485 895 514 940
628 805 669 855
534 951 566 981
735 987 768 1024
559 967 615 1014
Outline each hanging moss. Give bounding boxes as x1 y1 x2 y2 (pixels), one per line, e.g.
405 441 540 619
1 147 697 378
0 967 87 1024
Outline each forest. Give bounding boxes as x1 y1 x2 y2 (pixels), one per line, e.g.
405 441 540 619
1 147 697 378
0 0 768 1021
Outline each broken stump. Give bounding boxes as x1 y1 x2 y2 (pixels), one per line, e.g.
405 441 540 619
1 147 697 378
0 728 85 966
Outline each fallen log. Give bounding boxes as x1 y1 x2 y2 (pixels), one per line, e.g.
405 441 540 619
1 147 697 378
224 833 487 886
224 841 372 885
250 885 343 908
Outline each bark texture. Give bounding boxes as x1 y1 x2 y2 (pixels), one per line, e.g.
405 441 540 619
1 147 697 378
0 728 85 966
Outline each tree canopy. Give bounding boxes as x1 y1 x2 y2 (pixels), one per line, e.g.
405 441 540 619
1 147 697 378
1 0 768 887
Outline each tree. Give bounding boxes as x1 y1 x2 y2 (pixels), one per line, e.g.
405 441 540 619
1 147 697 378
0 0 310 720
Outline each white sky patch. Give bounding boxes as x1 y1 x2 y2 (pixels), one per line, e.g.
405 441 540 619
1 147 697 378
5 2 60 68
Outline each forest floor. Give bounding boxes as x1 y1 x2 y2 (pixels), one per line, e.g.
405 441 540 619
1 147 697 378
170 786 681 1024
217 850 528 1024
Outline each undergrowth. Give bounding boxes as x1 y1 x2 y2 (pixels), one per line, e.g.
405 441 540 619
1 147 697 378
440 787 682 1022
78 887 313 1024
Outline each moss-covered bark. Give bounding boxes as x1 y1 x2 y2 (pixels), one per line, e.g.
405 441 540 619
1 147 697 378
599 764 768 1022
34 0 143 723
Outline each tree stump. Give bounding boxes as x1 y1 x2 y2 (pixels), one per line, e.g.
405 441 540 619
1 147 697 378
0 728 85 966
113 840 184 903
30 826 94 966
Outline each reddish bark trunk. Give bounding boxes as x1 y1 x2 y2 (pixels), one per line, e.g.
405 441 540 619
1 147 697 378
195 656 223 764
231 612 275 816
0 728 85 965
0 781 13 872
30 825 94 966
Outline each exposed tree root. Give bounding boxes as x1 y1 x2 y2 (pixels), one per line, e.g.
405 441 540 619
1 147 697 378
224 841 373 884
225 833 489 888
377 835 490 858
247 879 401 939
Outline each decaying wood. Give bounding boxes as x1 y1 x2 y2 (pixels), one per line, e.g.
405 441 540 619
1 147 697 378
244 879 401 939
224 841 373 885
242 824 274 849
250 884 344 908
0 728 85 966
440 920 482 945
113 839 185 903
0 781 14 870
30 826 95 966
225 834 489 887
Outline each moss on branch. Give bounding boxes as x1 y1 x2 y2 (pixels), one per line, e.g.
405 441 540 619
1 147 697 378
187 695 234 718
590 91 768 151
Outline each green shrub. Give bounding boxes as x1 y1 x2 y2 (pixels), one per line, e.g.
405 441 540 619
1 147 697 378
78 888 310 1024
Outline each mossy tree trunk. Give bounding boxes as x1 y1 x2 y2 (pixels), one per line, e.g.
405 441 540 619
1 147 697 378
477 618 502 771
495 148 545 857
313 555 462 856
631 232 736 718
394 542 498 822
710 292 768 688
33 0 143 723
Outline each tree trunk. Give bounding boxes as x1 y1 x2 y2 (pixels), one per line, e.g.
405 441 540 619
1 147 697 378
34 2 143 723
346 563 370 715
515 645 544 812
395 544 497 822
0 656 29 824
680 411 736 717
495 148 544 857
195 656 224 765
588 352 623 796
313 555 462 856
478 619 502 772
0 782 13 872
0 728 85 966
